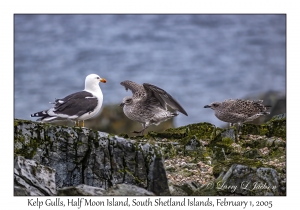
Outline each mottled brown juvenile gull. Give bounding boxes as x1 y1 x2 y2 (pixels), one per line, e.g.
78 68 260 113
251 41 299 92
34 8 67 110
204 99 271 132
31 74 106 127
120 80 188 134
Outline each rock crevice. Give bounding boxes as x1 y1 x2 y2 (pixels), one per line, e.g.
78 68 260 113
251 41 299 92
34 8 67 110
14 120 170 196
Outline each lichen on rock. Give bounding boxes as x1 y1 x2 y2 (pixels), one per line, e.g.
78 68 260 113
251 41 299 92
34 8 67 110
14 113 286 196
14 119 170 196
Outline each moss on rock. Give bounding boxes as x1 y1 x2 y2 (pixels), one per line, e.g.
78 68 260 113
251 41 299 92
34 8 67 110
14 113 286 196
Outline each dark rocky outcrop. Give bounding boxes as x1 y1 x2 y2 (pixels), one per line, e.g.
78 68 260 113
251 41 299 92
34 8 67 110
216 164 280 196
14 120 170 196
15 155 155 196
14 113 286 196
14 156 56 196
57 184 106 196
57 183 154 196
103 183 155 196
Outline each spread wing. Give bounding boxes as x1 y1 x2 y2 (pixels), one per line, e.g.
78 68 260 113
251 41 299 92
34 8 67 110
120 80 146 99
143 83 188 116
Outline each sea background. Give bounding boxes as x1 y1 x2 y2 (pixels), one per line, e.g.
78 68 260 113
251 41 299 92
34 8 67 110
14 14 286 127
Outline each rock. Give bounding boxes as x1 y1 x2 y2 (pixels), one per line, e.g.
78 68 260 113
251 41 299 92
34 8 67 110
265 138 275 147
216 164 280 196
14 119 170 196
14 157 158 196
58 184 105 196
221 128 236 142
14 186 30 196
173 182 201 195
270 113 286 121
103 183 155 196
58 183 155 196
169 184 188 196
14 113 286 196
14 156 56 196
146 114 285 196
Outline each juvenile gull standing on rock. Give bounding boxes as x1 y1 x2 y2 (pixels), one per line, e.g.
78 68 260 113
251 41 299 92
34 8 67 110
31 74 106 127
204 99 271 133
120 80 188 134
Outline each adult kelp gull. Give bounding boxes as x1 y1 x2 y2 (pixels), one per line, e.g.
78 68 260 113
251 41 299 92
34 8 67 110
31 74 106 127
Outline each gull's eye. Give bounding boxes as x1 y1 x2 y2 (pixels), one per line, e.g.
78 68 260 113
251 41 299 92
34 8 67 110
96 77 100 79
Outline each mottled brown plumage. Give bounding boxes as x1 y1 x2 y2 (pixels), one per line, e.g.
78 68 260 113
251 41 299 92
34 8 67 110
204 99 271 132
120 80 188 134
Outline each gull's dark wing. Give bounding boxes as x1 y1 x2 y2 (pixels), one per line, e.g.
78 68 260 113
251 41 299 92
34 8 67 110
143 83 188 116
120 80 146 99
53 91 98 116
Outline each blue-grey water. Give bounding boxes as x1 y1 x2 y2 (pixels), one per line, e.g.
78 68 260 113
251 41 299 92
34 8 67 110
14 14 286 127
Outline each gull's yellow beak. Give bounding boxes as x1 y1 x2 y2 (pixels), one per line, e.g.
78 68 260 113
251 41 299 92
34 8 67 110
100 78 107 83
